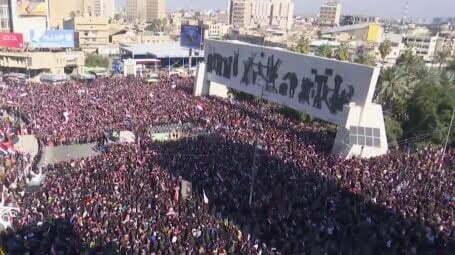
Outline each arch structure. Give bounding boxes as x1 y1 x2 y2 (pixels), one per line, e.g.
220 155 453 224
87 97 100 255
194 40 387 159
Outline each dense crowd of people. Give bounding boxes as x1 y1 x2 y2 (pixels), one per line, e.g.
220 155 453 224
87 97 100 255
0 76 453 254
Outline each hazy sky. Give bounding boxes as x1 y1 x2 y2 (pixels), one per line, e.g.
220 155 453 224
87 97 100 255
116 0 455 19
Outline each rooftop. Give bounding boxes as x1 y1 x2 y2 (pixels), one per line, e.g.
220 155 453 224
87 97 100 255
121 42 204 58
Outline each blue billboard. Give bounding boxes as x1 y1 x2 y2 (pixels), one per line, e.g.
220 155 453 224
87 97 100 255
180 25 204 49
29 30 75 48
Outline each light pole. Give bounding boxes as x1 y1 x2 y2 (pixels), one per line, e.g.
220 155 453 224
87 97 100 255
438 109 455 172
249 144 262 208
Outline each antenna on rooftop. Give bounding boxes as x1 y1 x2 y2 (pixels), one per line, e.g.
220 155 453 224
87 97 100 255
402 0 409 25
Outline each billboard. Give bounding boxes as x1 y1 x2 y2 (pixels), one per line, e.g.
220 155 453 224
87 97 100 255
204 40 380 125
0 33 24 49
29 30 75 48
180 25 204 49
17 0 48 16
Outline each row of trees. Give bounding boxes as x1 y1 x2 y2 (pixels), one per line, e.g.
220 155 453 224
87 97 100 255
290 36 455 148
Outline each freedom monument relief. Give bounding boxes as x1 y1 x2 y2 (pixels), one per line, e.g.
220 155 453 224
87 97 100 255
194 40 387 158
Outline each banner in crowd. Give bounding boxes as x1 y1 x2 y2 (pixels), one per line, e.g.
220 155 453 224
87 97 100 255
17 0 48 16
0 33 23 49
204 40 380 125
29 29 75 48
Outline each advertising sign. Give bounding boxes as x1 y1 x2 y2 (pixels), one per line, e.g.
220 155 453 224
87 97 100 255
0 33 24 49
29 30 75 48
180 25 204 49
204 40 380 125
17 0 48 16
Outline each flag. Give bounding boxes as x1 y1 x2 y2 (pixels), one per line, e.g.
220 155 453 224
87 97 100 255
203 190 209 204
196 104 204 111
0 247 7 255
63 110 70 124
19 93 27 97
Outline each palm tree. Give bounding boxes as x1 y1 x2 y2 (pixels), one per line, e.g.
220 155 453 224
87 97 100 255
335 43 351 61
377 67 408 117
434 50 451 70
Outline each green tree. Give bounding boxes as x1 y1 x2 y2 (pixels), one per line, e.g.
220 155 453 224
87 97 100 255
377 67 408 117
405 80 455 147
384 116 404 148
85 54 109 68
335 43 351 61
434 50 451 70
379 40 393 64
355 53 376 66
317 45 333 58
292 36 311 54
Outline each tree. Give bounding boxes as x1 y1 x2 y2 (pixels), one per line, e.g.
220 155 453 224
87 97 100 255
354 53 376 66
384 116 404 148
85 54 109 68
145 18 167 33
434 50 451 70
292 36 310 54
404 80 455 147
334 43 351 61
317 45 333 58
378 40 393 64
377 67 408 117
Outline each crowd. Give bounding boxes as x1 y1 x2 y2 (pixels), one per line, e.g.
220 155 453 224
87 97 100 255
0 76 453 254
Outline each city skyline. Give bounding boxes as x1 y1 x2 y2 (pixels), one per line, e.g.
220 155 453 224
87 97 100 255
116 0 455 19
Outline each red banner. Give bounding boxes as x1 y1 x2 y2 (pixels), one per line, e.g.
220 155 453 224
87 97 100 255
0 33 24 49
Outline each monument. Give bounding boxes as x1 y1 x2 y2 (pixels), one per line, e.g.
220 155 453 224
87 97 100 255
194 40 387 159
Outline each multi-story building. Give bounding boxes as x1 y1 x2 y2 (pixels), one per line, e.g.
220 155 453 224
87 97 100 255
104 0 116 18
49 0 84 28
402 33 439 62
146 0 166 22
230 0 294 30
126 0 147 23
269 0 294 30
229 0 252 28
205 21 230 40
340 15 379 26
436 32 455 57
64 16 109 52
319 1 342 26
0 50 85 76
322 23 383 43
0 0 12 32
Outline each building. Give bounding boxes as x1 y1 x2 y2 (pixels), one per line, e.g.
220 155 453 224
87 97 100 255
402 32 439 62
322 23 383 43
126 0 147 23
104 0 116 18
146 0 166 22
0 0 12 32
64 16 109 52
269 0 294 30
229 0 252 28
205 21 230 40
340 15 379 26
230 0 294 30
48 0 84 28
0 50 85 76
319 1 342 26
10 0 47 42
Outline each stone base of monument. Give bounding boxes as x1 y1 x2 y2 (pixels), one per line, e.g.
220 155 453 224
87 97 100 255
331 103 388 159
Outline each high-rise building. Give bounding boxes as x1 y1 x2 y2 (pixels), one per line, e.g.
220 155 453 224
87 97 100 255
269 0 294 30
229 0 252 28
146 0 166 22
230 0 294 30
0 0 12 32
104 0 116 18
126 0 147 22
319 1 342 26
48 0 84 28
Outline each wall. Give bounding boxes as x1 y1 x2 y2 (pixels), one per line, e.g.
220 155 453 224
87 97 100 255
203 40 380 125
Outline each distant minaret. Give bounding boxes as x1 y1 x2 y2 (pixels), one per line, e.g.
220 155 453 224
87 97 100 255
402 0 409 25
